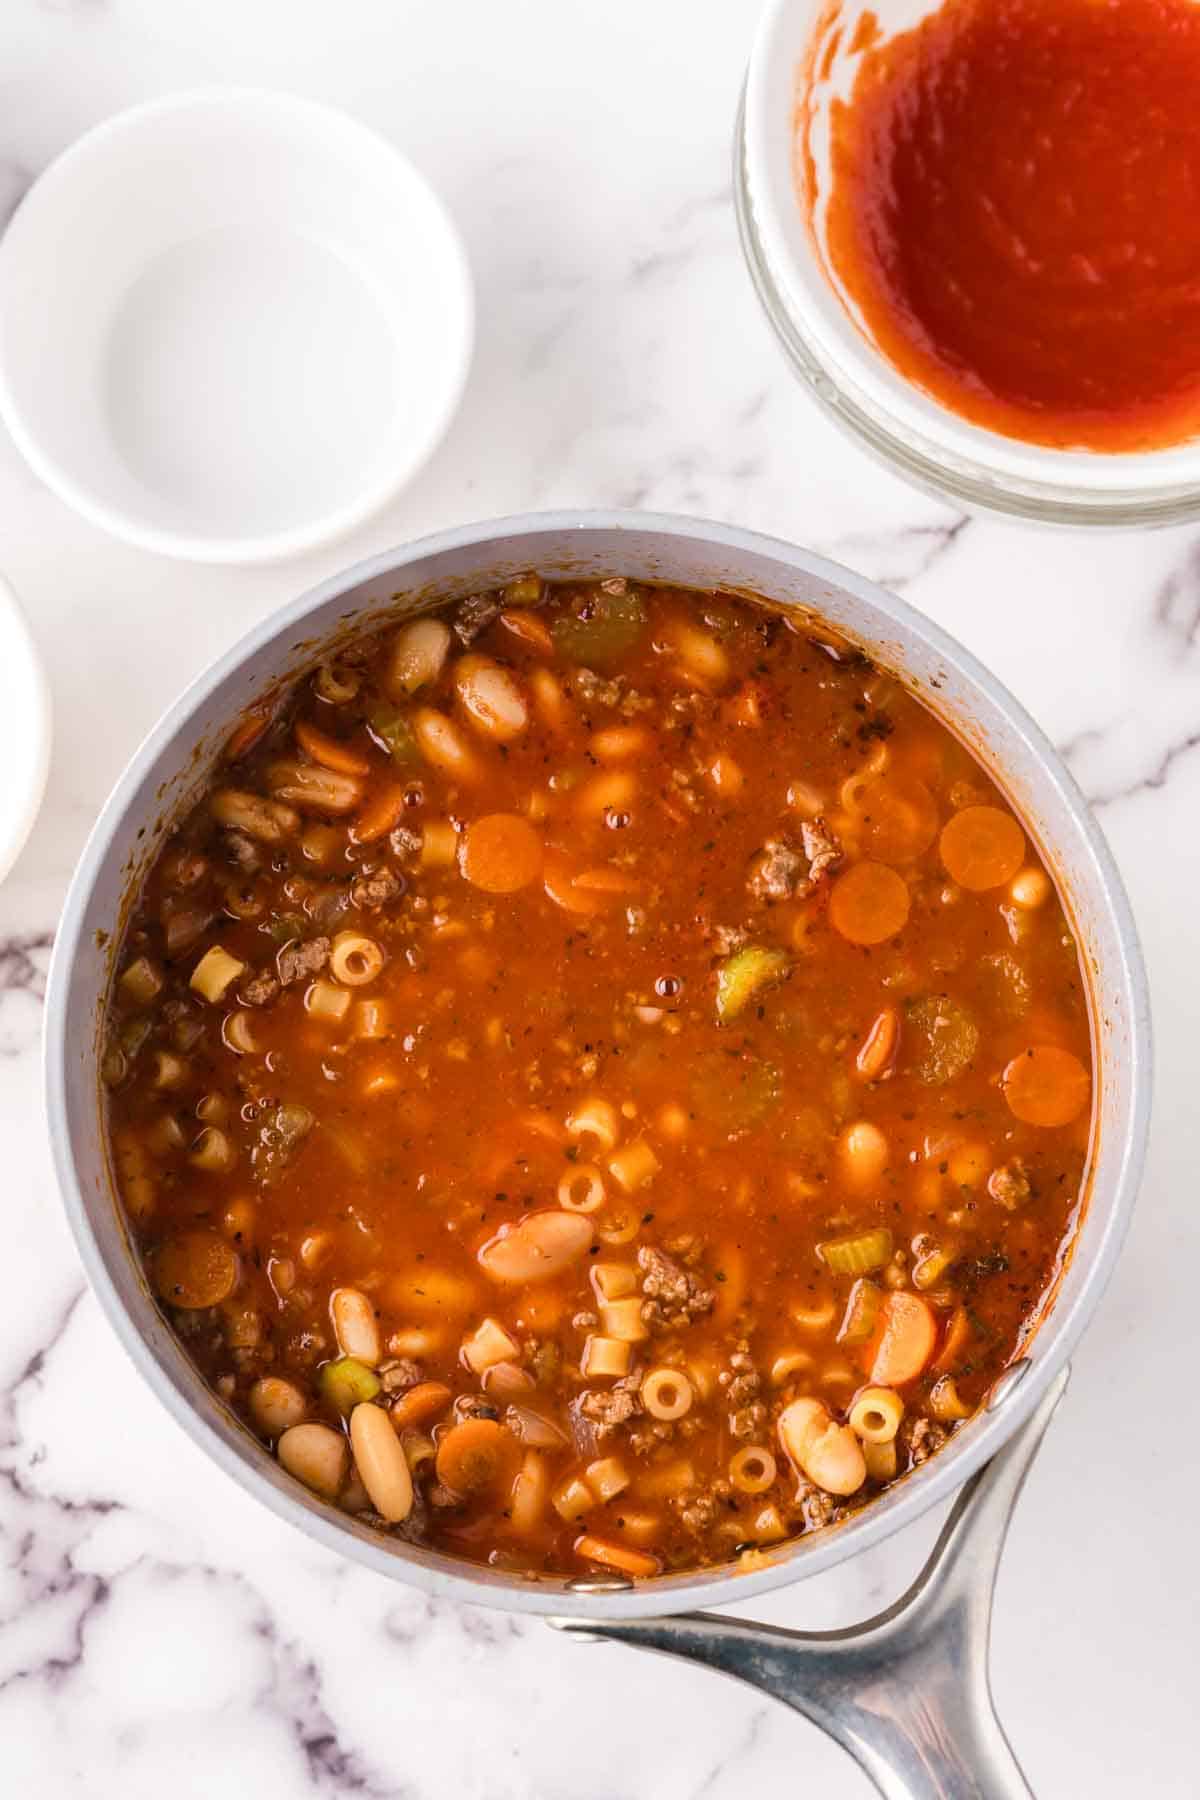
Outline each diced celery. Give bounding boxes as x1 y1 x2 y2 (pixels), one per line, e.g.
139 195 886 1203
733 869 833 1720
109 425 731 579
904 996 979 1085
551 588 647 670
119 956 163 1007
688 1050 782 1133
319 1357 381 1413
819 1227 894 1277
267 914 304 945
367 703 419 766
913 1244 955 1289
715 946 790 1022
837 1278 883 1346
118 1015 153 1060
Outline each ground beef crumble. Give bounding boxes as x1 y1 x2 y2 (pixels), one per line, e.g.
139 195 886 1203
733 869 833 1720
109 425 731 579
378 1358 423 1394
800 816 843 884
638 1245 715 1329
747 818 843 901
579 1387 640 1432
678 1492 719 1534
791 1482 839 1531
222 830 261 873
454 593 501 644
708 922 750 956
730 1403 768 1439
388 824 423 861
241 934 330 1007
351 866 404 909
988 1158 1033 1210
454 1394 501 1423
905 1418 948 1465
568 667 656 717
719 1343 766 1439
277 936 331 985
240 969 281 1007
747 837 805 901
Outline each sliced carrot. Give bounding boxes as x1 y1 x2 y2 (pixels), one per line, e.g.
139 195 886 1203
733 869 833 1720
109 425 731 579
152 1229 238 1309
939 805 1026 891
389 1381 454 1431
435 1418 519 1495
935 1305 972 1374
850 773 939 864
225 708 272 761
461 813 544 892
350 783 409 846
571 865 641 894
1002 1045 1090 1128
295 719 373 777
543 849 618 914
590 725 651 761
573 1532 661 1579
499 609 554 655
862 1291 938 1385
829 861 911 946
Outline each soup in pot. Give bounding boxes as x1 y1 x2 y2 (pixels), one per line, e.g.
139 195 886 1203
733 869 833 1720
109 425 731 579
103 578 1092 1579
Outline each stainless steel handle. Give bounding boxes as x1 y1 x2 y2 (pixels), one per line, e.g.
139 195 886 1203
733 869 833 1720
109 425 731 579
550 1365 1069 1800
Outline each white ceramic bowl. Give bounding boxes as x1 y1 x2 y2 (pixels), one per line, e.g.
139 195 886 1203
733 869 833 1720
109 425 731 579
0 90 474 562
739 0 1200 525
0 571 51 883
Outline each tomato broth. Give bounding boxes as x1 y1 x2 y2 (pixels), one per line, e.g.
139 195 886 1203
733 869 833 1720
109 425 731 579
104 579 1092 1580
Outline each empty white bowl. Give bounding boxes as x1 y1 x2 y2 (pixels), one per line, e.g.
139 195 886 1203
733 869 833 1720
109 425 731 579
0 572 51 883
0 90 474 562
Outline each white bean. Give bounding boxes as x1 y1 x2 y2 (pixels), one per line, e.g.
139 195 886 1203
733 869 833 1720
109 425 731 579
210 788 299 843
777 1397 866 1496
412 708 484 783
249 1376 307 1436
455 655 529 742
387 617 452 696
838 1120 889 1191
267 759 364 815
278 1423 348 1499
350 1401 415 1522
1009 867 1050 910
478 1210 595 1284
330 1287 381 1365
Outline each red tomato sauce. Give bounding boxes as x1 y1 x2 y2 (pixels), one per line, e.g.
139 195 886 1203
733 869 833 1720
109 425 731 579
810 0 1200 451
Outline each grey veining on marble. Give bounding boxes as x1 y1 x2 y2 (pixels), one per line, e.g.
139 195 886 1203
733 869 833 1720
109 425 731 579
0 1 1194 1795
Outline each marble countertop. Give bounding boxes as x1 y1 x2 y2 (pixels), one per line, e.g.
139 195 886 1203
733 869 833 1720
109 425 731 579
0 1 1192 1794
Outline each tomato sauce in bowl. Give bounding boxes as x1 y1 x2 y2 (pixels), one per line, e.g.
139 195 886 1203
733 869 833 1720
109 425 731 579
812 0 1200 451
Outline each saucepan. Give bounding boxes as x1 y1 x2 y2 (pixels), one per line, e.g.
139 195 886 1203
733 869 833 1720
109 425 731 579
44 513 1150 1798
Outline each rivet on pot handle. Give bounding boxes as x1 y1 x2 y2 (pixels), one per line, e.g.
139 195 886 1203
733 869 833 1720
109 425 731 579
550 1364 1070 1800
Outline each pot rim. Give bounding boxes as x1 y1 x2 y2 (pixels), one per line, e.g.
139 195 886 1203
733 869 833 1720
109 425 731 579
43 509 1152 1618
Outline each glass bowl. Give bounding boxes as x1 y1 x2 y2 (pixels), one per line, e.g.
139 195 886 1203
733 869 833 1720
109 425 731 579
736 0 1200 527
